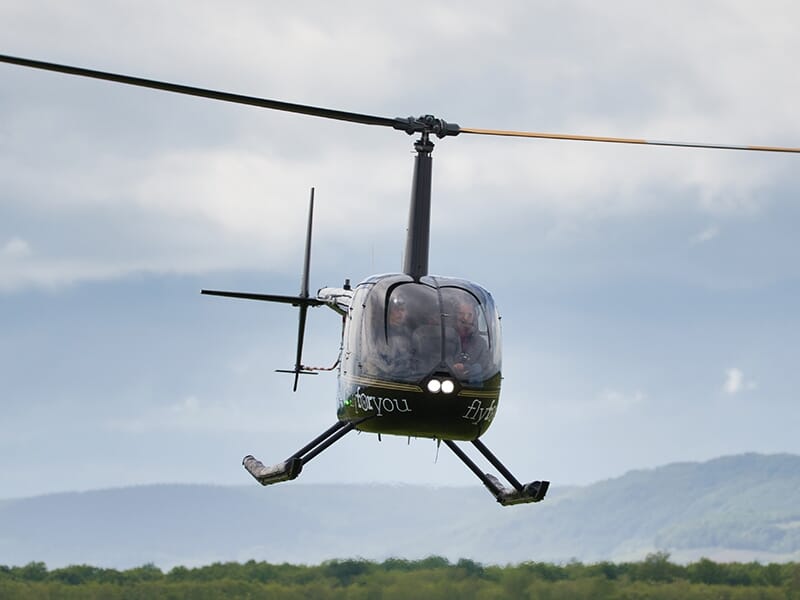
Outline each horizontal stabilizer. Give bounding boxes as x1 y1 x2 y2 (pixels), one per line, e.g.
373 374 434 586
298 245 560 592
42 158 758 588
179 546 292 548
275 369 317 376
201 289 324 306
242 454 303 485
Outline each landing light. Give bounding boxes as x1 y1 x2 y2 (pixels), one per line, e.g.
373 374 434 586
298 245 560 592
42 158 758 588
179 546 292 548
427 378 456 394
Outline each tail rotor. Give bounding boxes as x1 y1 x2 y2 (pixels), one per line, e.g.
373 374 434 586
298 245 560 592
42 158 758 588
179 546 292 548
202 187 321 391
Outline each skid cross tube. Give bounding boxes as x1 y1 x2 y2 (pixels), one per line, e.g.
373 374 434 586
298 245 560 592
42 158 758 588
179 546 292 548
442 440 503 494
472 439 524 492
292 420 357 465
243 418 367 486
289 420 352 463
443 439 550 506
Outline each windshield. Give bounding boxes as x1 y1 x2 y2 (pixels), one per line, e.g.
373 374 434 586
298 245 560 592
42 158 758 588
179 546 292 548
354 275 501 385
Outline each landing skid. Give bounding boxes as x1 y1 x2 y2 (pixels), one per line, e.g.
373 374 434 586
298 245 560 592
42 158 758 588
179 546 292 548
243 421 548 506
443 439 549 506
243 420 359 485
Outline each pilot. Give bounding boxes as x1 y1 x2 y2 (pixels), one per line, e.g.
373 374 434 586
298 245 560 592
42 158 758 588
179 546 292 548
369 294 414 377
449 299 488 381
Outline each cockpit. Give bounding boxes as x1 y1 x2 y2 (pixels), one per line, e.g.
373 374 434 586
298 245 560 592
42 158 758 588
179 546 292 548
343 274 502 386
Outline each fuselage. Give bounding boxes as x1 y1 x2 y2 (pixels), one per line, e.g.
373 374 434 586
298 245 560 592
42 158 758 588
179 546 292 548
335 273 502 440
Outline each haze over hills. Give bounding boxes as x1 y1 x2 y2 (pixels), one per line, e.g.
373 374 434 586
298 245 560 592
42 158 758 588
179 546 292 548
1 453 799 569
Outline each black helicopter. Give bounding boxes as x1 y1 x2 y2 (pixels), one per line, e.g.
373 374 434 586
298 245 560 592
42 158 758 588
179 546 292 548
2 54 798 506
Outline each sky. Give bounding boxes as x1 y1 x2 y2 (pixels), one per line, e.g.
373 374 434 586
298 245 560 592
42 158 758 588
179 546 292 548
1 1 799 500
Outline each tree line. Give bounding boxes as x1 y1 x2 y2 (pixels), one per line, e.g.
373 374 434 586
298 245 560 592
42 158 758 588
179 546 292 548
2 553 800 599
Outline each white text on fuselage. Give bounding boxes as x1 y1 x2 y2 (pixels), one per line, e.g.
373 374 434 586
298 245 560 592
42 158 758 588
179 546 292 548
354 392 412 416
463 399 496 425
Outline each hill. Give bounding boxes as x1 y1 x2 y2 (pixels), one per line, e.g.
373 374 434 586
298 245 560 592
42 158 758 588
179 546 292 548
2 453 799 569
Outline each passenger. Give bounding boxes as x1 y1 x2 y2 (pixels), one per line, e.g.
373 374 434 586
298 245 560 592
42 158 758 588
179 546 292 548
411 309 443 371
449 299 488 381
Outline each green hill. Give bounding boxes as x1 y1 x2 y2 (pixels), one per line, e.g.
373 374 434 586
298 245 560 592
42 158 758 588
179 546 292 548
1 453 799 568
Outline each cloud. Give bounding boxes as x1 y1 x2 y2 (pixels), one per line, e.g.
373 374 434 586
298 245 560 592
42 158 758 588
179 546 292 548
104 395 250 434
2 0 799 297
539 387 647 421
723 368 743 394
690 225 719 245
1 237 31 259
597 388 647 413
723 368 757 395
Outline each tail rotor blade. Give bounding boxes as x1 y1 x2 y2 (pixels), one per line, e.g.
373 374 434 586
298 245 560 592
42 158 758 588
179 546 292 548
291 304 311 392
289 188 316 391
300 188 314 299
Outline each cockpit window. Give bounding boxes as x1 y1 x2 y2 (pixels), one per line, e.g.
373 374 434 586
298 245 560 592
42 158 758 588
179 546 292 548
440 287 494 383
365 282 440 381
354 275 502 385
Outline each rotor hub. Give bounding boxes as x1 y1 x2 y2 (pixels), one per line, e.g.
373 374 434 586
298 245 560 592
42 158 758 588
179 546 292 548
393 115 461 139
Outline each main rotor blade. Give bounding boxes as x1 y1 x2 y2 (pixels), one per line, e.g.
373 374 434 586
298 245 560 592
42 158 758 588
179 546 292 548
459 126 800 154
4 54 798 153
0 53 397 129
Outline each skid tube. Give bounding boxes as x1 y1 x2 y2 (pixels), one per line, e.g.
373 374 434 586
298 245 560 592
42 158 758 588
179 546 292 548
243 419 366 485
443 439 549 506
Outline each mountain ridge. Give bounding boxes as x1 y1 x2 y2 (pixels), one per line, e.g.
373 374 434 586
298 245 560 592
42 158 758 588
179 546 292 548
2 453 799 568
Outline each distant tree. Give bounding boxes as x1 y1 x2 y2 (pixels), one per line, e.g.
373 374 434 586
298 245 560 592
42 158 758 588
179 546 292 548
242 560 279 583
688 557 725 585
18 562 48 582
414 555 451 570
167 565 191 582
323 558 372 586
786 563 800 600
49 564 105 585
634 551 681 582
122 562 162 583
762 562 784 586
381 557 414 571
722 562 755 586
518 560 567 582
456 558 485 578
591 560 621 581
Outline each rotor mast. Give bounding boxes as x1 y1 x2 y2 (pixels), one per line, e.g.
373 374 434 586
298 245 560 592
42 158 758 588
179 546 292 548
403 132 433 279
399 115 459 280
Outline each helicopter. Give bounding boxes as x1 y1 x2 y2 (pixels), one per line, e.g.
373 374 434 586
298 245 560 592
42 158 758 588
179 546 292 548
2 54 798 506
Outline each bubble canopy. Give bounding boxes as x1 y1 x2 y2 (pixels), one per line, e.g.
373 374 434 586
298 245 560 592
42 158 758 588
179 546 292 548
344 274 502 386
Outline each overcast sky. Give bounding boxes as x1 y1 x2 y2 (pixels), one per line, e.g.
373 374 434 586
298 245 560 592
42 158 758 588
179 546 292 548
1 1 799 500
